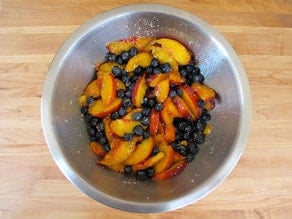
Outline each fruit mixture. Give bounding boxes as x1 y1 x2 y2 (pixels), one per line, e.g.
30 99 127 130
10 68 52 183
79 37 216 181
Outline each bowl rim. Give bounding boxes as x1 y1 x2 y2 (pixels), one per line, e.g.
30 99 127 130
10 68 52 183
41 3 252 213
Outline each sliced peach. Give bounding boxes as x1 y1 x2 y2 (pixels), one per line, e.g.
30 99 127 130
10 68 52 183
131 74 147 107
153 159 187 180
83 79 101 98
110 119 141 137
154 38 191 65
108 164 125 173
180 85 202 119
88 98 122 118
125 52 152 72
135 37 154 51
154 141 175 174
97 62 122 72
203 124 213 136
149 109 160 136
98 138 137 166
151 46 178 71
89 141 106 158
169 71 185 85
161 97 182 125
132 151 165 171
107 41 133 55
124 137 155 165
115 78 126 90
154 78 170 103
191 83 216 110
103 116 116 146
98 71 117 106
173 151 185 163
147 73 168 87
172 96 194 119
164 124 176 143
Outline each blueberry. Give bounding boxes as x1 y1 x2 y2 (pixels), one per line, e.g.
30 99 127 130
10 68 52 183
188 143 199 154
183 132 191 141
133 125 144 136
122 75 131 86
136 170 148 181
134 66 143 75
152 67 161 74
193 73 205 83
103 143 111 152
178 121 188 131
152 146 159 156
117 56 124 65
98 136 107 145
95 131 103 139
122 98 132 108
90 117 100 126
198 99 205 108
124 165 133 175
145 167 155 177
84 114 92 122
185 125 193 134
89 136 96 142
118 107 127 117
201 113 211 123
80 106 88 115
117 89 126 98
176 144 187 156
129 47 138 57
143 130 150 139
142 108 151 116
169 89 177 97
154 103 163 111
145 66 153 74
176 88 183 97
141 116 150 126
86 96 95 105
160 63 171 73
110 111 120 120
111 66 122 77
179 68 188 78
105 52 117 62
193 133 205 144
120 51 130 63
195 119 205 132
96 122 104 131
192 66 201 74
124 133 133 141
141 98 149 107
151 58 160 68
133 112 143 121
87 127 96 136
186 153 195 162
148 99 156 107
125 89 132 98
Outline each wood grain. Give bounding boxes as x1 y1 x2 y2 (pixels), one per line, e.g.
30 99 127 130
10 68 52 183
0 0 292 218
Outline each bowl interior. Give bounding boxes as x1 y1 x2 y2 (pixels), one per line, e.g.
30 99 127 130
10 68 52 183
42 5 251 213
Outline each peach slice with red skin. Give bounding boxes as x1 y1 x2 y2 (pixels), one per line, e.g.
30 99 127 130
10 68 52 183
169 71 185 85
107 37 154 54
149 109 160 136
98 71 117 106
98 138 138 166
154 78 170 103
164 124 176 143
123 137 155 165
125 52 152 72
171 96 195 119
89 141 106 158
131 74 147 107
153 38 191 65
154 141 175 174
153 159 187 180
180 85 202 119
161 97 182 125
191 83 216 110
103 116 116 146
147 73 168 87
88 98 122 118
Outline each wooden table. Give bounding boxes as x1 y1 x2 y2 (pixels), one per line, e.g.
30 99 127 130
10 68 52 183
1 1 291 218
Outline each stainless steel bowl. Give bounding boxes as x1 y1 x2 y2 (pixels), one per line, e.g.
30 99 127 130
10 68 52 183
41 4 252 213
